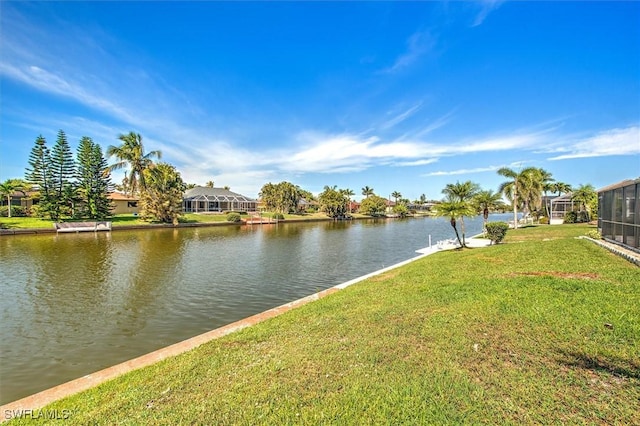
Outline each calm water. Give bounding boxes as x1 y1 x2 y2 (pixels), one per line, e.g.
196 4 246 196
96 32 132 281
0 215 500 404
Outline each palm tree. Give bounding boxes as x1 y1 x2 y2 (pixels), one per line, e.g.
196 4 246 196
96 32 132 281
341 188 355 214
107 132 161 196
361 186 374 198
0 179 28 218
519 167 546 219
205 180 214 188
497 167 520 228
537 168 555 221
441 181 479 246
391 191 402 206
552 181 572 197
571 184 597 221
434 197 475 248
473 189 504 231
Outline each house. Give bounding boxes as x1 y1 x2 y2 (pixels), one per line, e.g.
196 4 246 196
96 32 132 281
109 192 140 215
598 178 639 251
1 190 37 211
548 193 576 225
183 187 257 213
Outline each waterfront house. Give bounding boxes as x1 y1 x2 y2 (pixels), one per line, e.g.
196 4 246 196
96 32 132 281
109 192 140 215
183 186 257 213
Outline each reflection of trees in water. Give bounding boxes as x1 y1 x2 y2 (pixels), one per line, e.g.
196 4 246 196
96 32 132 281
117 229 186 335
0 232 118 403
21 232 115 323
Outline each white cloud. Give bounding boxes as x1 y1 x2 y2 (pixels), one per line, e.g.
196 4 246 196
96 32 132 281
547 126 640 160
421 165 503 177
396 158 439 167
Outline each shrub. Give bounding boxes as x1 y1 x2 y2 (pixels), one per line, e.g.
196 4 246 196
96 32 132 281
585 229 602 240
272 213 285 220
0 206 27 217
577 211 590 223
564 211 578 224
226 212 242 222
539 216 549 224
485 221 509 245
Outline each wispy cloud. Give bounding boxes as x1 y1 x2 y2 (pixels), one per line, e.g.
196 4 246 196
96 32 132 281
410 110 456 139
421 161 523 177
382 30 435 74
546 126 640 160
380 101 424 130
472 0 505 27
396 158 439 167
0 63 138 125
422 165 503 177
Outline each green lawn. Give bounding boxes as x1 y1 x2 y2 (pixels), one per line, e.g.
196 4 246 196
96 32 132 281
0 216 55 229
0 212 341 229
7 224 640 424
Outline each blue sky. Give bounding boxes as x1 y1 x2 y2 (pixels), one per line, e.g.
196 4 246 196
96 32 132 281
1 1 638 201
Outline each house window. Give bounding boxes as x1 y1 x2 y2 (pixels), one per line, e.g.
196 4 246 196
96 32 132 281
127 201 138 208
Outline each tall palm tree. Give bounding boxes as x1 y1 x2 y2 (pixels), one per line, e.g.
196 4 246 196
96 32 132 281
107 132 162 196
391 191 402 205
434 197 475 248
519 167 546 219
537 168 555 221
473 189 504 231
441 181 479 246
361 186 374 198
571 184 597 221
0 179 28 218
497 167 520 229
341 188 355 213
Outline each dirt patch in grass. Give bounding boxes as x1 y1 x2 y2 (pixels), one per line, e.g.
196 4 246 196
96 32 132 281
508 271 600 280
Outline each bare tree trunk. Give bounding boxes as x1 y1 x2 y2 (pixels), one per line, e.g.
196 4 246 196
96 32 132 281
512 187 518 229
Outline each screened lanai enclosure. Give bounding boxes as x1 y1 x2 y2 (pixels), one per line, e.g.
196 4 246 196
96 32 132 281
598 178 639 251
183 187 257 213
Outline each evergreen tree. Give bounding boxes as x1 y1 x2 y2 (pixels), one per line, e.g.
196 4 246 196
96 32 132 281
76 137 113 219
49 130 76 219
25 135 54 218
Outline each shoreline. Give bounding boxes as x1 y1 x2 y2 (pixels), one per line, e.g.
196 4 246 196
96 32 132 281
0 244 444 414
0 214 435 236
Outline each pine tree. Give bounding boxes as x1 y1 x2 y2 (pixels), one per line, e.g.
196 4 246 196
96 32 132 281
25 135 54 218
76 137 113 219
49 130 76 219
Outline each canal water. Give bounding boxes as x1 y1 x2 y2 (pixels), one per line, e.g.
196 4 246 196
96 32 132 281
0 215 502 404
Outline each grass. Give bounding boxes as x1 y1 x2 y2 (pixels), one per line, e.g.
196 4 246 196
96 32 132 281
1 211 354 229
0 216 55 229
0 211 380 229
7 224 640 424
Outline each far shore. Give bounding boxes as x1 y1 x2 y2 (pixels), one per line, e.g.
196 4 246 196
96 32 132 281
0 211 437 236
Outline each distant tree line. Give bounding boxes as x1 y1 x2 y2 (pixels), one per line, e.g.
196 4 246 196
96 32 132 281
3 132 597 230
